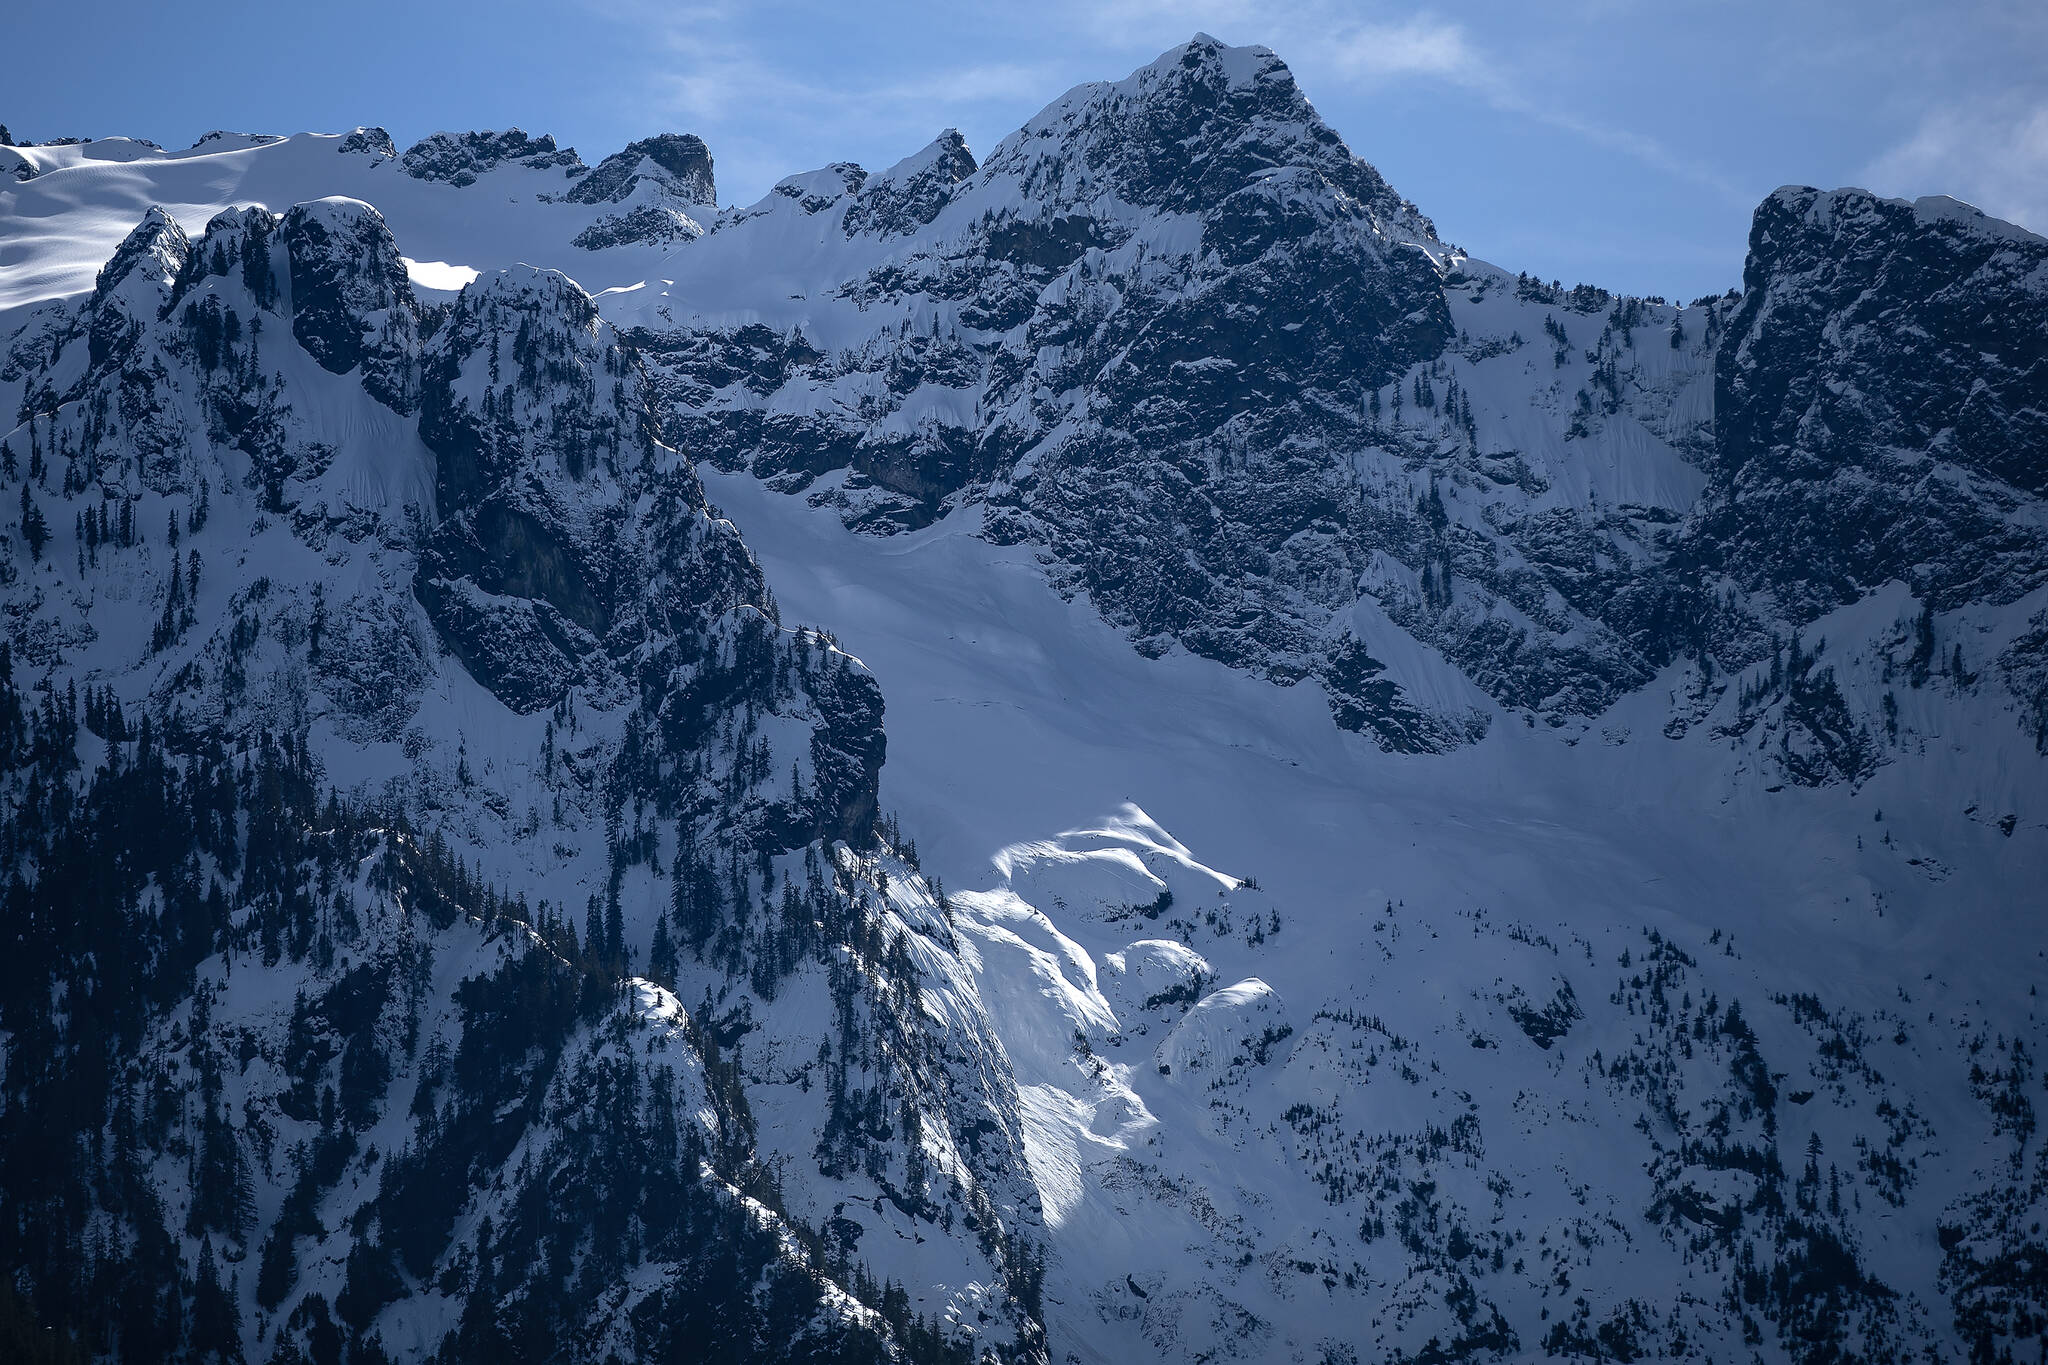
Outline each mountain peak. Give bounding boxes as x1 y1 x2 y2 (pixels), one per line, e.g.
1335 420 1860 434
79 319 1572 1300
1154 29 1281 87
188 130 284 151
567 132 716 207
760 161 868 216
283 196 419 410
1762 183 2046 249
285 193 388 231
91 204 188 302
842 130 979 237
877 127 977 186
981 35 1434 238
1701 178 2048 619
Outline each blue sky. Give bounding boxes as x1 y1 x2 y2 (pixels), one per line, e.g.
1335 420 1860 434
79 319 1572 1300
11 1 2046 298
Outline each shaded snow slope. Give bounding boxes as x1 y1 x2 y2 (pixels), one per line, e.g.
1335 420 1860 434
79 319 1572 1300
704 464 2048 1365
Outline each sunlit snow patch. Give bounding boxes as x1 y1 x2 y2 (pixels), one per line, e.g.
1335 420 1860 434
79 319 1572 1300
402 256 479 290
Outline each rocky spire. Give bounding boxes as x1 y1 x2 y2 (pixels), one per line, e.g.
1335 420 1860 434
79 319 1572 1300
284 197 421 412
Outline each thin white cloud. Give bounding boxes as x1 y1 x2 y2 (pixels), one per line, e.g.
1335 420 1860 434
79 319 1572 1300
1488 92 1747 203
580 0 1743 208
1075 0 1264 47
1328 15 1480 81
1861 99 2048 233
581 0 1065 201
1312 10 1741 200
871 63 1058 107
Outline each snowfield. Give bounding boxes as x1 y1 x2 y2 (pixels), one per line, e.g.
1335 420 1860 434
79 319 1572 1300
702 458 2046 1363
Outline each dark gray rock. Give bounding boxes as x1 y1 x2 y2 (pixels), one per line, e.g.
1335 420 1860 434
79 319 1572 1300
636 38 1484 746
1699 187 2048 618
337 126 397 159
566 132 715 206
842 130 976 237
283 198 420 412
189 130 284 149
572 204 703 251
87 205 188 368
399 128 584 186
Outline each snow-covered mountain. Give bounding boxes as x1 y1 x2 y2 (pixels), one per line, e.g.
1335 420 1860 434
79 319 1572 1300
2 34 2045 1365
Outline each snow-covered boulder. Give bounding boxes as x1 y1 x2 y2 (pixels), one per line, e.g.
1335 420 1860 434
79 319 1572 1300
1154 977 1291 1080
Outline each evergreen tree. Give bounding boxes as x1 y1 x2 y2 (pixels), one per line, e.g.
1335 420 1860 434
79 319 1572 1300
189 1236 243 1363
649 915 678 986
602 882 625 970
18 482 48 562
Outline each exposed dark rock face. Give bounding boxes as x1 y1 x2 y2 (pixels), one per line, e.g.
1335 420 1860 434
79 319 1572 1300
842 129 978 237
1004 35 1428 228
399 128 584 185
337 125 396 159
571 203 703 250
189 129 284 149
771 161 869 214
406 263 889 849
411 269 633 715
283 198 420 412
1700 187 2048 619
623 45 2048 768
567 132 716 206
563 134 718 248
2000 609 2048 753
87 205 189 368
629 38 1493 748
